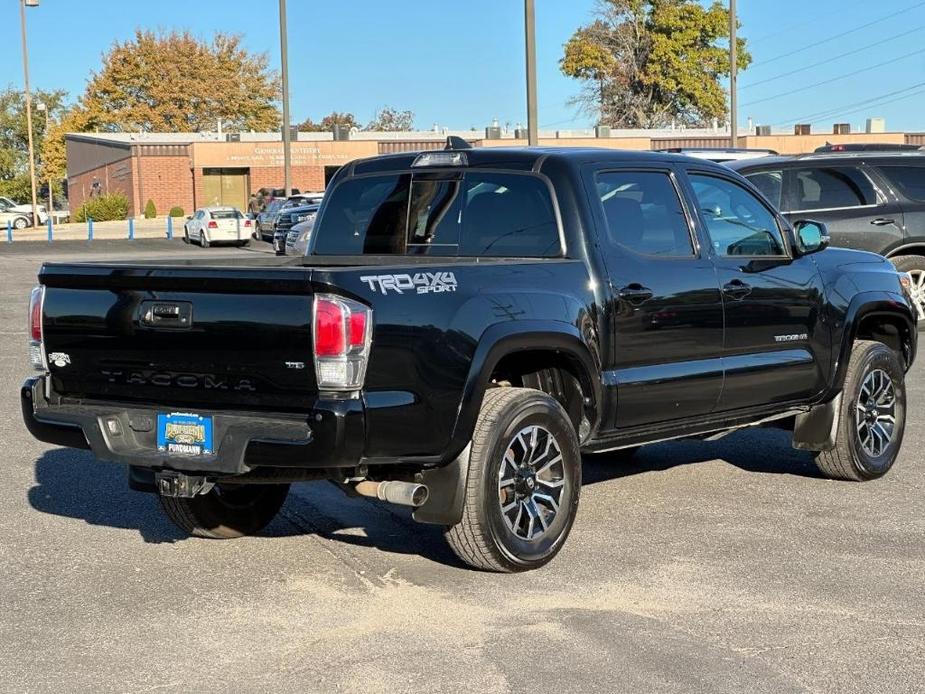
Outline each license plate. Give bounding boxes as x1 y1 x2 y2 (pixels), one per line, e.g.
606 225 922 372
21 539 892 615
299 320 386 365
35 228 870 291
157 412 213 456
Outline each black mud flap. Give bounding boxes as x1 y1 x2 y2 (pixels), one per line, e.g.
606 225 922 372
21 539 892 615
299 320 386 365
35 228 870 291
412 444 471 527
792 395 841 452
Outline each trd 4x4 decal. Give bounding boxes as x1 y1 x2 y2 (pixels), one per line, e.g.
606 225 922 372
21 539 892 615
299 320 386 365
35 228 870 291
361 272 457 295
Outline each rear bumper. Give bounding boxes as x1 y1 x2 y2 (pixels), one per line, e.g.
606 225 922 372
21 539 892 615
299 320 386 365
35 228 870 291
21 376 365 476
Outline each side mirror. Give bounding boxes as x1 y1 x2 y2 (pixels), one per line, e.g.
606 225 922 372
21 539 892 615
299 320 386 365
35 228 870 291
793 220 830 256
186 215 193 220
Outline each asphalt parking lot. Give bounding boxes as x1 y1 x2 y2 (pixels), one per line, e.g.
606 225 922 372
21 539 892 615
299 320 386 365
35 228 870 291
0 241 923 693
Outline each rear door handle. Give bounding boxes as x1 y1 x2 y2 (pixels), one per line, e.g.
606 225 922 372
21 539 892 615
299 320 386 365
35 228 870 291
618 284 653 304
870 218 896 226
722 279 752 300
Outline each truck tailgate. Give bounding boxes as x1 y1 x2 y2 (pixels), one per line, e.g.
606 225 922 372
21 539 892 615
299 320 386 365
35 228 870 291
39 263 318 411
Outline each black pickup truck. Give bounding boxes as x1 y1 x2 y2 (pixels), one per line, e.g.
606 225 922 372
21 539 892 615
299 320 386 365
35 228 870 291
22 144 918 572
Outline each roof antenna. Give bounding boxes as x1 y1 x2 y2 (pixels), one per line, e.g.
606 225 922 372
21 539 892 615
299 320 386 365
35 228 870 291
445 135 472 151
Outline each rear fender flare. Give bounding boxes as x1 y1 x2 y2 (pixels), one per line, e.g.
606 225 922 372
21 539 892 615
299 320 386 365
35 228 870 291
447 320 601 459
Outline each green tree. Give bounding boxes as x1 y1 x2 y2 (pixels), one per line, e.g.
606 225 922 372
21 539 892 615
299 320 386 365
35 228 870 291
299 111 359 132
0 86 68 203
79 30 280 133
560 0 749 128
365 106 415 132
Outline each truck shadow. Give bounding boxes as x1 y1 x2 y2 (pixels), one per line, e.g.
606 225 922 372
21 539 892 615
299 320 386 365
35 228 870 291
28 427 821 561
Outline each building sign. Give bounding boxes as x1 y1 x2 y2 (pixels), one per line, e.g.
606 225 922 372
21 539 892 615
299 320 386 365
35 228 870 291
192 141 377 169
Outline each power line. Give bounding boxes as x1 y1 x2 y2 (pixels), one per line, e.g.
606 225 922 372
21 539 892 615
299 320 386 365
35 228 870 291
742 47 925 108
741 25 923 90
772 80 925 127
752 1 925 67
745 0 867 45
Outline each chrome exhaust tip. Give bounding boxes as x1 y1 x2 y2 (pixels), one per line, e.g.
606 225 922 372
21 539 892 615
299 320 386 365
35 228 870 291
353 480 429 508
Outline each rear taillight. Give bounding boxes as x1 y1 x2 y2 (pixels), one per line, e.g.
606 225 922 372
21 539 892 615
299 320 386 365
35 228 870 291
313 294 372 391
208 220 218 229
28 285 46 370
244 219 252 227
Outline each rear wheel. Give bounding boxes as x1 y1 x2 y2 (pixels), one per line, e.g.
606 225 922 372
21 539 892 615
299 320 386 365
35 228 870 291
158 483 290 539
445 387 581 572
183 226 190 244
201 231 210 248
890 255 925 323
814 340 906 481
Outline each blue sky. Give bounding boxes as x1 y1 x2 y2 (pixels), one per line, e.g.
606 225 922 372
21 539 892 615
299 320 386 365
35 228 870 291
6 0 925 132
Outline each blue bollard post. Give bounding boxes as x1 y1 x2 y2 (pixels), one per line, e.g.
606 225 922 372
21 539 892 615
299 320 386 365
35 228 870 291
128 218 135 241
88 217 94 242
6 220 11 244
167 216 173 240
47 216 53 243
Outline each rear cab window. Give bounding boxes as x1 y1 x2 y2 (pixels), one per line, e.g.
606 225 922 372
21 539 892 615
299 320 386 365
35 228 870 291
312 170 561 257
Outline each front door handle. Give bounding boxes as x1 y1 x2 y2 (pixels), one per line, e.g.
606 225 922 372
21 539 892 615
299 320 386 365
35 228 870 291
870 218 896 226
618 284 653 304
722 279 752 300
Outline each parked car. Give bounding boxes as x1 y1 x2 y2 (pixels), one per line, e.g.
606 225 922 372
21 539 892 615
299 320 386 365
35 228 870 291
183 206 251 248
23 144 917 572
0 196 47 224
273 204 320 255
655 147 777 163
729 151 925 320
0 208 32 230
286 214 318 256
258 195 321 243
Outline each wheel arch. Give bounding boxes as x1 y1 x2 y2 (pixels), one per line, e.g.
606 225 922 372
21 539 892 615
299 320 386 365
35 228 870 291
448 321 601 458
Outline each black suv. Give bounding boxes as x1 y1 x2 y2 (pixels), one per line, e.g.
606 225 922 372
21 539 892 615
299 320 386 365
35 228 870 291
730 152 925 320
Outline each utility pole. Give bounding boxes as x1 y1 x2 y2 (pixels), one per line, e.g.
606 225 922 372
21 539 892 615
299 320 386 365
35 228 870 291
279 0 292 196
524 0 538 146
20 0 39 227
37 102 51 216
729 0 738 148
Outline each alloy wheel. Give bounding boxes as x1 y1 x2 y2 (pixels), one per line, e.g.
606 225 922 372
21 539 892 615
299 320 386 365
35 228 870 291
855 368 896 458
497 425 566 541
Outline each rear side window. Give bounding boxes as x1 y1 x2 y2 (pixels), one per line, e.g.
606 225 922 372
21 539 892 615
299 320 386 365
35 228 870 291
595 171 694 257
313 171 560 257
792 166 877 210
878 165 925 202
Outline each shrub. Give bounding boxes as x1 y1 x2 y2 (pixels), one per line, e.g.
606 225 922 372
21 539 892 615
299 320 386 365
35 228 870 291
168 206 185 217
144 199 156 219
73 192 129 222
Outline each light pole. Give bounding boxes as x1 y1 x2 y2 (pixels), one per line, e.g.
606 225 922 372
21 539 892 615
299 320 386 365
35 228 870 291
278 0 292 197
36 102 52 216
20 0 40 227
524 0 538 146
729 0 738 148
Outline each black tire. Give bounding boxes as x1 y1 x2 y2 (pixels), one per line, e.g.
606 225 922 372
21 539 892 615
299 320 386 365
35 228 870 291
158 483 290 539
815 340 906 481
183 227 190 244
200 232 210 249
13 216 28 230
890 255 925 326
445 387 581 572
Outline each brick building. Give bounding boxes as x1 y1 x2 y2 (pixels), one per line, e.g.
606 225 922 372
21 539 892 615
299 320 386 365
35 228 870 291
65 133 380 217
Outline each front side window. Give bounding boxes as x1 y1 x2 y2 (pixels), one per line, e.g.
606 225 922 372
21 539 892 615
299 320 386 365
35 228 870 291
689 174 786 257
744 170 784 208
792 166 877 211
595 171 694 257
